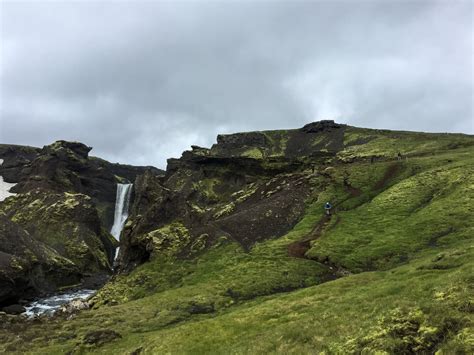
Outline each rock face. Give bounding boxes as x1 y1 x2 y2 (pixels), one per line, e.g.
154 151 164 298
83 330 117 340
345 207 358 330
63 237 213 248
0 141 164 306
1 141 163 229
0 215 80 305
0 191 116 272
0 144 40 183
117 121 347 271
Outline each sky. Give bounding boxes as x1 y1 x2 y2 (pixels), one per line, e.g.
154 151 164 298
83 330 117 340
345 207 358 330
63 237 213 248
0 0 472 168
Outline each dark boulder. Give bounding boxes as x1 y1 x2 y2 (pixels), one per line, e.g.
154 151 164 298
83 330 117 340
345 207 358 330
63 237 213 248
42 140 92 160
2 304 26 315
0 144 40 182
301 120 344 133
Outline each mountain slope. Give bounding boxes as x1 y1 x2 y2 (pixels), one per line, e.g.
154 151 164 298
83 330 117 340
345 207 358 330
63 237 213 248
0 122 473 353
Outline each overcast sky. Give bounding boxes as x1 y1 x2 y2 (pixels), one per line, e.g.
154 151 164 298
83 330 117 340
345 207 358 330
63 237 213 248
1 0 472 168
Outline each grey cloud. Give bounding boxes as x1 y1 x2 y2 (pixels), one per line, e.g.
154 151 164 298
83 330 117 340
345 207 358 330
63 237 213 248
1 0 472 168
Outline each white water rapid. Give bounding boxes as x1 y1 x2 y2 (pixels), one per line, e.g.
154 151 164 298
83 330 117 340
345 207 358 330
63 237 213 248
110 183 133 241
24 289 96 317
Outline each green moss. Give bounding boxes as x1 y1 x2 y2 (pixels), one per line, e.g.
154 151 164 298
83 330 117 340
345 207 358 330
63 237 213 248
193 178 221 202
0 191 113 273
189 203 208 214
141 221 192 258
112 175 127 183
263 130 291 157
213 202 235 219
242 147 264 159
9 257 23 271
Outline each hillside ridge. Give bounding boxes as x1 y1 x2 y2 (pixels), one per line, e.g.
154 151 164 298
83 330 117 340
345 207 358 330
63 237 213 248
0 121 473 353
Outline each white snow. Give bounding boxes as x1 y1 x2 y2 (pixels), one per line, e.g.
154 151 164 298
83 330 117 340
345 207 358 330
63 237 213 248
0 159 17 202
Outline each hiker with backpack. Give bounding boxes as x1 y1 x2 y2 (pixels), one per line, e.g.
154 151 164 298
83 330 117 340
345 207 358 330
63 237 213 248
324 202 332 216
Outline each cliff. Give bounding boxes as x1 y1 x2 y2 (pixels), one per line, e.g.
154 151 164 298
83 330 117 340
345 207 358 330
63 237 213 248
0 141 164 306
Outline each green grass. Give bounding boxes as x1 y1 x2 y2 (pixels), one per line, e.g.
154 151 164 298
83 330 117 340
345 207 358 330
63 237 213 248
6 237 471 354
306 153 474 273
1 130 473 354
341 126 474 160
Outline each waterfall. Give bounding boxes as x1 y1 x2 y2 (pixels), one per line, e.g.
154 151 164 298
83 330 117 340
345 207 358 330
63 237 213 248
110 183 133 241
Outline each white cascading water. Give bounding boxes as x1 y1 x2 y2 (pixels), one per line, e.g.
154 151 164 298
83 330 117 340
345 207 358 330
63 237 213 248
110 183 133 241
23 183 133 317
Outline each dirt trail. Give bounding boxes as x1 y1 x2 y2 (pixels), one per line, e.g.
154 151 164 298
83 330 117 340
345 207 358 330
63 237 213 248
287 214 331 258
287 161 394 260
375 163 402 190
343 177 362 198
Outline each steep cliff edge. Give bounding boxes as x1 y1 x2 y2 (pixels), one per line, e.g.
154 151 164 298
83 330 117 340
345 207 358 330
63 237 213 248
0 141 164 306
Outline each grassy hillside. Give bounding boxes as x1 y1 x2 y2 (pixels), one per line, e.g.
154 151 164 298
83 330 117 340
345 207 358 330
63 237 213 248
0 126 473 353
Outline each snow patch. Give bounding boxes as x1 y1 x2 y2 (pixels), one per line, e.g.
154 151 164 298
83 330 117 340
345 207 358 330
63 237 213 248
0 159 17 202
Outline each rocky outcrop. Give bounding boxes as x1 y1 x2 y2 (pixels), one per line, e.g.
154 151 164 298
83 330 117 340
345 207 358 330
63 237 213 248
0 191 117 272
0 144 40 182
2 141 163 228
0 140 164 306
59 298 90 314
300 120 343 133
0 215 81 306
116 121 346 271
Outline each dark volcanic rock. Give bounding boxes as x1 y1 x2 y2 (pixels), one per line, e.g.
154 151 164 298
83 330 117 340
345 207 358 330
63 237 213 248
0 144 40 182
42 140 92 160
0 140 164 230
0 191 117 273
0 215 81 306
0 140 164 305
2 304 26 315
301 120 343 133
215 132 269 150
117 122 346 271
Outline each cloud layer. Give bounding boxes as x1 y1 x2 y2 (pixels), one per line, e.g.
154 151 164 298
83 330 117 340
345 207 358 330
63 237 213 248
1 0 472 168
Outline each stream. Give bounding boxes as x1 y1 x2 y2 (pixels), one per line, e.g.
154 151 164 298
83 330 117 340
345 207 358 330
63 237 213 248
23 289 96 317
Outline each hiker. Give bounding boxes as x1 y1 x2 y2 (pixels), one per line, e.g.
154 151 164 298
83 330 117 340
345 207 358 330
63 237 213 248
324 202 332 216
397 152 402 161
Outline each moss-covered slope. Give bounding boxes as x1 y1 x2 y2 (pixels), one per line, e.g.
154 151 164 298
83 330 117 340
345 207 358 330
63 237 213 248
0 122 473 353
